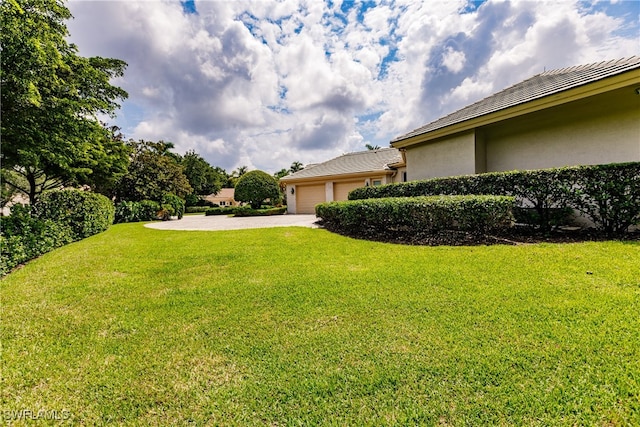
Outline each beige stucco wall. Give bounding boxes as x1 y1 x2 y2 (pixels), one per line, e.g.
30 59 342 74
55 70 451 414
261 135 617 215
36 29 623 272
485 86 639 171
405 131 476 180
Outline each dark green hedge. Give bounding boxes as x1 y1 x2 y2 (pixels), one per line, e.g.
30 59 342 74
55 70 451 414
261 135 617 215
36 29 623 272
316 195 514 238
2 189 115 276
233 206 287 217
35 189 115 239
114 200 161 223
348 162 640 234
205 207 238 216
1 204 74 275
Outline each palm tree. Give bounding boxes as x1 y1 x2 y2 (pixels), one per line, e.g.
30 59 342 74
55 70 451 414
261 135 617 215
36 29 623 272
365 144 380 150
289 161 304 173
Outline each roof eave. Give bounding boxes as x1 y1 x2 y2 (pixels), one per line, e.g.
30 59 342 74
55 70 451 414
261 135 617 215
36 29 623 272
391 68 640 149
279 169 396 184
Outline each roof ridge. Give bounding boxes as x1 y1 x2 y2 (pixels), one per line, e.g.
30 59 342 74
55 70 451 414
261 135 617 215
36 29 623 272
392 56 640 143
539 56 640 76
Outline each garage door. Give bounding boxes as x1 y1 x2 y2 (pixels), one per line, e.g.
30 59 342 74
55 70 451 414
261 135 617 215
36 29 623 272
296 184 326 214
334 180 366 201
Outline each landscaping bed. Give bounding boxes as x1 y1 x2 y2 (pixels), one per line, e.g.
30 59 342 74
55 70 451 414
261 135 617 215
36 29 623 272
318 221 640 246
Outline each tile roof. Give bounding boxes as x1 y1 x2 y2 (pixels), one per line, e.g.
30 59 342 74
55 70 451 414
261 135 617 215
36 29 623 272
392 56 640 143
280 148 402 181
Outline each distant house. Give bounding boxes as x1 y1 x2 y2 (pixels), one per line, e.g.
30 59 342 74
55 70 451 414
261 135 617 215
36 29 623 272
280 148 406 214
205 188 239 207
392 57 640 181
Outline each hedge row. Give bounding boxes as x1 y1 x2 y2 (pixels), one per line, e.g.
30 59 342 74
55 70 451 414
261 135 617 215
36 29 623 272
348 162 640 234
316 195 515 238
35 189 115 238
1 190 114 275
204 206 287 216
114 194 185 223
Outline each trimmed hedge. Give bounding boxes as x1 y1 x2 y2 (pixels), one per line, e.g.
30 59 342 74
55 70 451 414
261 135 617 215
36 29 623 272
233 206 287 217
185 206 210 214
205 207 238 216
2 189 115 276
35 189 115 239
115 200 161 223
316 195 515 237
0 204 74 275
348 162 640 234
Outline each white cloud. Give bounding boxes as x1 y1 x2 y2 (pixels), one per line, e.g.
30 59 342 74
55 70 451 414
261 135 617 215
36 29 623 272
66 0 639 173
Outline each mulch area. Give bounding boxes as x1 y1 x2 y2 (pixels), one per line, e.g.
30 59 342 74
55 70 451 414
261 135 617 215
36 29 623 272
318 223 640 246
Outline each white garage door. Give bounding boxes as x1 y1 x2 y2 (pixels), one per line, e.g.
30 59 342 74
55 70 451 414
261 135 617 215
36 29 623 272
334 180 366 201
296 184 326 214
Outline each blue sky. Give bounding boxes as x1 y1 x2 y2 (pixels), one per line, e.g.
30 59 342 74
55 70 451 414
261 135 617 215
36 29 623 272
67 0 639 173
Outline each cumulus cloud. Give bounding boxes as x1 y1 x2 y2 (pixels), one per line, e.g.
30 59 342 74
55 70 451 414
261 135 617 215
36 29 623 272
67 0 639 172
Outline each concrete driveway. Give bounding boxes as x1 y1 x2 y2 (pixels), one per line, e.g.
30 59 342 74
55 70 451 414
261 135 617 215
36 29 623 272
144 214 320 231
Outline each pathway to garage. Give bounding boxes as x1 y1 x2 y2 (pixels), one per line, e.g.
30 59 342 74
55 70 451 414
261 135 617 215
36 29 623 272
144 214 321 231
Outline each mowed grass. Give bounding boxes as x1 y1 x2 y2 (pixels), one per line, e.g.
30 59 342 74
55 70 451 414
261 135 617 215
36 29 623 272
2 224 639 425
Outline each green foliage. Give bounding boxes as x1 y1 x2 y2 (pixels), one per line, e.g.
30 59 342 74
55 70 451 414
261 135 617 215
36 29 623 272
1 0 128 204
114 200 161 223
234 170 281 209
205 207 238 216
161 193 185 219
184 193 215 207
233 206 287 217
316 195 514 239
185 206 210 214
349 162 640 233
0 188 114 276
114 140 192 202
34 189 115 239
0 204 74 275
565 163 640 235
181 150 223 196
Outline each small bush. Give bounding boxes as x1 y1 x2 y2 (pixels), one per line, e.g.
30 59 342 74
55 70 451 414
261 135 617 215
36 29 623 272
162 193 185 219
34 189 114 240
115 200 161 223
0 204 74 275
316 195 514 240
234 170 281 209
565 163 640 234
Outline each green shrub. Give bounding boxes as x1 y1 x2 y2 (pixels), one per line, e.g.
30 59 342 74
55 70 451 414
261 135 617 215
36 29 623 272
0 204 74 276
565 163 640 234
205 207 238 216
161 193 185 219
233 206 287 217
114 200 161 223
234 170 281 209
349 162 640 233
185 206 210 214
316 195 514 239
34 189 114 240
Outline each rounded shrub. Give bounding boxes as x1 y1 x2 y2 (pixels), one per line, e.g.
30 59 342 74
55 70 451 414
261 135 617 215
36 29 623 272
35 189 115 239
234 170 280 209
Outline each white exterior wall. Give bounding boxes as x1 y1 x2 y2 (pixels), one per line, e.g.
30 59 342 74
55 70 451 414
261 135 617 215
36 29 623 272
405 131 476 180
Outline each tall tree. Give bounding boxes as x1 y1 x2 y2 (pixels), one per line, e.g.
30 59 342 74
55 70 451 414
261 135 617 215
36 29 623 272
365 144 381 150
114 140 192 202
1 0 128 204
181 150 223 196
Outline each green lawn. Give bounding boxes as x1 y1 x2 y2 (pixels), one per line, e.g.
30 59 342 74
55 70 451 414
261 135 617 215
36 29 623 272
2 224 639 425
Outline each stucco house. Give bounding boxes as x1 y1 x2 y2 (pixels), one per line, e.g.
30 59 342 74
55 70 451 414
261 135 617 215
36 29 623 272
204 188 239 207
280 148 406 214
392 56 640 181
